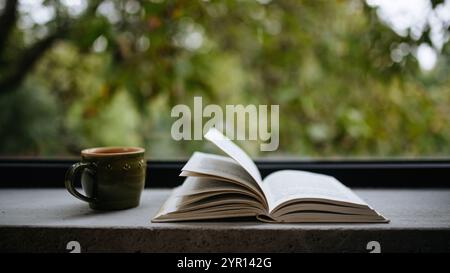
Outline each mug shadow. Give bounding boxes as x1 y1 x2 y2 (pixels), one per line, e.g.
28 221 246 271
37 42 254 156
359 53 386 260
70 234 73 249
55 200 156 223
57 203 130 220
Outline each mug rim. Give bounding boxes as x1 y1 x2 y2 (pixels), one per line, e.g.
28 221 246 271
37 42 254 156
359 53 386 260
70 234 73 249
81 147 145 157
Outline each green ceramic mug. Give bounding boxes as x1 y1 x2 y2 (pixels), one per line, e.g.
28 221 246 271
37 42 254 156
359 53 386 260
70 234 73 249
65 147 146 210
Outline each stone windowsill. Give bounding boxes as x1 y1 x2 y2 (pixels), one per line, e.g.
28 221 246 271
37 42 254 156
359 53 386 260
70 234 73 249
0 189 449 252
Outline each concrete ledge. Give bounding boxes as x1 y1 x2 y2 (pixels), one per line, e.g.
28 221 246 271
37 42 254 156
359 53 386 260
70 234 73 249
1 189 449 252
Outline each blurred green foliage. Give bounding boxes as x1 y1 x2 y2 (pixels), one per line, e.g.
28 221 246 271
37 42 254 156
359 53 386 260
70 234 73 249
0 0 449 158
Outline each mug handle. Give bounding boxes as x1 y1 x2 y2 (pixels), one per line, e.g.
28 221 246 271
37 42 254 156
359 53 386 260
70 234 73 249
65 162 97 203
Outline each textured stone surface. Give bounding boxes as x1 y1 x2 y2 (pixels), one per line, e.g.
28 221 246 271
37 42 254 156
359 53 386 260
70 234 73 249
0 189 449 252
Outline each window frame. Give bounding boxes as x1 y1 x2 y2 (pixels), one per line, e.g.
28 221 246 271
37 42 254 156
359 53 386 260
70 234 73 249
0 158 449 188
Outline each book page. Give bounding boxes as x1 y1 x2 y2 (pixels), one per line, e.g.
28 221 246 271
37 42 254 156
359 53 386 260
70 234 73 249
263 170 367 212
181 152 263 196
157 177 249 213
205 128 262 184
178 174 252 196
152 177 264 222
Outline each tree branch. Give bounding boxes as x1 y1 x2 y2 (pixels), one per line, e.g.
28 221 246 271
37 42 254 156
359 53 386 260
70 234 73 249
0 0 103 94
0 33 61 92
0 0 18 55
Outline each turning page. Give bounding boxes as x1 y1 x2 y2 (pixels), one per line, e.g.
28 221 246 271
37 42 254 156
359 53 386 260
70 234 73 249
205 128 263 185
181 152 263 197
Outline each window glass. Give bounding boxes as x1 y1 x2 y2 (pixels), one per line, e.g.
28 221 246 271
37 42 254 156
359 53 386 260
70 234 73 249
0 0 449 159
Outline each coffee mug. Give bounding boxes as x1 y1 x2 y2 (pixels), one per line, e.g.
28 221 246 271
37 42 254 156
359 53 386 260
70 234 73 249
65 147 146 210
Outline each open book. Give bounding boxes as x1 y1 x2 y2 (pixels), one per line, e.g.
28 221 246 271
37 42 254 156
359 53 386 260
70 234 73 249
153 128 389 223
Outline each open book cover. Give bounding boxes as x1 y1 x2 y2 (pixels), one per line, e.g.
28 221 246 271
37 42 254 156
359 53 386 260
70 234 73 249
152 128 389 223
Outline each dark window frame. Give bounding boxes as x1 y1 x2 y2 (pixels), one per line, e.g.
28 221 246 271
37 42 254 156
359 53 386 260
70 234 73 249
1 158 449 188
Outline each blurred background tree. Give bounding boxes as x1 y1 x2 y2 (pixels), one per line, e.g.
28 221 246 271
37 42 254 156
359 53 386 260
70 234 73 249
0 0 449 158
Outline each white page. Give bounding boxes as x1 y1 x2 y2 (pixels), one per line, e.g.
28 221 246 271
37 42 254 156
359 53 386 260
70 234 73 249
263 170 367 212
153 177 263 221
181 152 261 193
204 128 262 184
178 175 249 196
